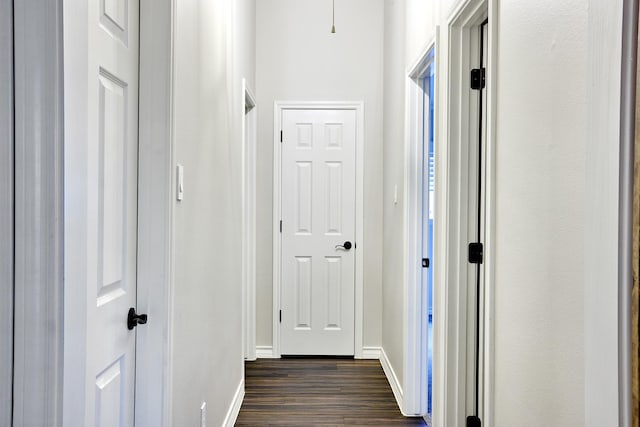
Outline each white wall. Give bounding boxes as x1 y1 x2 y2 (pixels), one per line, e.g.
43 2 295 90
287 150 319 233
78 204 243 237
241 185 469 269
381 0 410 391
170 0 255 424
255 0 385 351
493 1 587 424
382 0 620 424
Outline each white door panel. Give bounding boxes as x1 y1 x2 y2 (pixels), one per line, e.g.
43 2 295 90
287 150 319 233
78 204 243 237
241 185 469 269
86 0 140 424
280 109 356 355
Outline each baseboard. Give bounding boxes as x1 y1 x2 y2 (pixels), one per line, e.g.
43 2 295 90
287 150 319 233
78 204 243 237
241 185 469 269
379 347 404 414
222 378 245 427
361 346 382 359
256 346 275 358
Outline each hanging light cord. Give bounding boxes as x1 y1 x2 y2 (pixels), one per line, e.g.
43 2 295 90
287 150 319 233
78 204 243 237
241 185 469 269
331 0 336 33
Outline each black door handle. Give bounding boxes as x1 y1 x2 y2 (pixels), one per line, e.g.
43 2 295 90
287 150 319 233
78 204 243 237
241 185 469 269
335 241 352 251
127 307 148 330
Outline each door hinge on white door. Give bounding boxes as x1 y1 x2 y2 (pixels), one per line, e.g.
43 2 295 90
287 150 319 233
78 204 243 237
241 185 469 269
280 130 283 142
467 416 481 427
470 68 486 90
280 220 282 233
279 310 282 323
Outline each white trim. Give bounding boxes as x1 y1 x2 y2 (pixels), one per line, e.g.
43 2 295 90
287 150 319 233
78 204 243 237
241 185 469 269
439 1 493 426
403 34 436 417
0 1 13 424
13 1 64 424
256 346 276 359
272 101 365 358
584 0 623 425
135 0 175 426
222 379 245 427
380 347 405 416
482 2 498 425
62 0 90 423
361 346 382 360
242 78 257 361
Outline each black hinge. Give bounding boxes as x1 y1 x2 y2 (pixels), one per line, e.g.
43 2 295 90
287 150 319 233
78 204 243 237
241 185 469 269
280 220 282 233
279 310 282 323
468 242 484 264
280 130 283 142
470 68 486 90
422 258 430 268
466 415 481 427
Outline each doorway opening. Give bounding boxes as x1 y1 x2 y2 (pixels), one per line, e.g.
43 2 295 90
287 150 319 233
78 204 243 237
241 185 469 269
422 61 436 419
441 1 494 424
405 40 436 418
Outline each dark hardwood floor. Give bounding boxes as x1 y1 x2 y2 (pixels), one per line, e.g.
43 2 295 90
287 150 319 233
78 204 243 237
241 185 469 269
236 358 427 426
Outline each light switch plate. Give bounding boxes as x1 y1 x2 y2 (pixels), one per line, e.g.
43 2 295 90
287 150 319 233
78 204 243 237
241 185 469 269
177 164 184 201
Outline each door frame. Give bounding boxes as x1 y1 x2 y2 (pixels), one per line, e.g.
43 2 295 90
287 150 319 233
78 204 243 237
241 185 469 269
272 101 365 358
62 0 175 425
0 0 14 424
242 79 257 361
439 0 497 425
12 1 65 425
404 34 438 416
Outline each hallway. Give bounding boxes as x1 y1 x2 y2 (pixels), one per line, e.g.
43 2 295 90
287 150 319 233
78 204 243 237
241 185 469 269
236 358 427 426
1 0 634 425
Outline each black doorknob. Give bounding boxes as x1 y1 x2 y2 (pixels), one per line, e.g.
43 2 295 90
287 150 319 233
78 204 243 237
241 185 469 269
127 307 148 330
335 241 352 251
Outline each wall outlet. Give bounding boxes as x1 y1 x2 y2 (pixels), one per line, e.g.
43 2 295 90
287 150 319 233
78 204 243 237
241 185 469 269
200 401 206 427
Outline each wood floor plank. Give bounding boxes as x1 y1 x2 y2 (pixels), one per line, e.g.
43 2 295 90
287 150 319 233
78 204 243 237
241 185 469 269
236 358 427 427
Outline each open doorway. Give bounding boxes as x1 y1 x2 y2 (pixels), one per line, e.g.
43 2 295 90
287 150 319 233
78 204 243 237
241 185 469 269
405 41 436 419
441 1 495 425
422 60 436 422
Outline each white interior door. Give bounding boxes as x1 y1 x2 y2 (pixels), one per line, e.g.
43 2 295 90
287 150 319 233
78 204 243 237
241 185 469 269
85 0 140 425
280 109 357 356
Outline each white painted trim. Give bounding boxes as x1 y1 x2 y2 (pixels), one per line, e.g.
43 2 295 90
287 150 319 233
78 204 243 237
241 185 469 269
272 101 365 358
242 78 257 361
584 1 623 425
403 35 436 417
222 379 245 427
13 1 64 424
408 37 436 79
256 346 276 359
272 103 282 357
0 1 13 424
439 1 492 426
135 0 175 426
481 2 498 425
361 347 382 360
380 347 405 416
62 0 90 422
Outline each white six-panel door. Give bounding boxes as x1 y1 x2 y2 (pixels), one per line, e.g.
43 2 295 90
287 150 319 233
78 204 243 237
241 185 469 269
280 109 357 355
85 0 140 425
